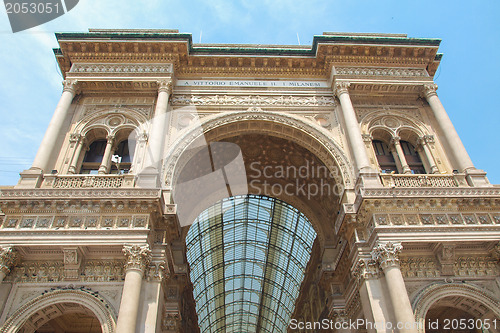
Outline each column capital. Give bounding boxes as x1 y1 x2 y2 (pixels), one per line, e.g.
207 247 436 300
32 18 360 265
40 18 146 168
69 133 83 144
106 134 115 143
123 244 152 273
353 257 381 283
0 246 18 275
422 83 438 99
390 136 401 146
419 135 434 145
334 81 351 96
361 133 373 143
157 79 173 94
329 307 349 323
62 79 79 94
372 241 403 270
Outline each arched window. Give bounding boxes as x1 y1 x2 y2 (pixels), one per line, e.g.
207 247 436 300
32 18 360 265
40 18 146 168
110 140 131 174
372 140 398 173
81 139 106 174
400 141 425 174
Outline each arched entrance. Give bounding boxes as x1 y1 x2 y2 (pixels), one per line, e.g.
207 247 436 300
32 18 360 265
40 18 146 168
413 283 500 333
19 302 101 333
166 110 353 246
0 289 116 333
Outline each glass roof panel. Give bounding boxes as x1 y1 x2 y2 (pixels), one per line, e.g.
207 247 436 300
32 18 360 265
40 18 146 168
186 195 317 333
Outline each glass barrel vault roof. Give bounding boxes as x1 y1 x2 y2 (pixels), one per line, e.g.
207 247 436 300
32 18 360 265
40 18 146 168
186 195 317 333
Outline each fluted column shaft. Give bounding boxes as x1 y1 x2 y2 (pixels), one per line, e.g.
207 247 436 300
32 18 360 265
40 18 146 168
32 80 78 172
391 137 411 174
116 244 152 333
146 80 172 169
68 135 85 174
98 135 115 174
423 84 474 172
334 82 372 173
373 242 417 333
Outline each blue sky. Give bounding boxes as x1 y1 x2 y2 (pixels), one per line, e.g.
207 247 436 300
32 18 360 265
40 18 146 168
0 0 498 185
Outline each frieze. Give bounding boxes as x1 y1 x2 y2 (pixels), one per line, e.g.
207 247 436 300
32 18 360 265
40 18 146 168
1 214 149 230
361 187 500 198
335 67 429 77
170 94 336 107
0 188 161 199
69 63 173 75
5 260 126 283
400 257 440 278
371 213 500 228
455 257 499 277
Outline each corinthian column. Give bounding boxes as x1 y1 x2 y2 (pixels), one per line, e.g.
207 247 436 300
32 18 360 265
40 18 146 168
422 84 474 172
32 80 78 172
0 246 17 282
116 244 152 333
137 80 173 188
372 242 417 333
334 82 372 173
147 80 173 169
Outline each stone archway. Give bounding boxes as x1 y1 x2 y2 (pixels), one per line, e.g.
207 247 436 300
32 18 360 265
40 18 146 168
0 289 116 333
412 283 500 333
164 110 354 246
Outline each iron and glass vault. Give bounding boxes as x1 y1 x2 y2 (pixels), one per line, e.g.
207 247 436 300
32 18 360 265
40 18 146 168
186 195 317 333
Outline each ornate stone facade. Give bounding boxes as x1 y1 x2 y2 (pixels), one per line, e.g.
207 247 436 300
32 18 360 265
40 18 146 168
0 30 498 333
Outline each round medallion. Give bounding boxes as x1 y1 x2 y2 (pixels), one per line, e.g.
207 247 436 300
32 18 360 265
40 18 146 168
107 116 123 127
383 117 400 128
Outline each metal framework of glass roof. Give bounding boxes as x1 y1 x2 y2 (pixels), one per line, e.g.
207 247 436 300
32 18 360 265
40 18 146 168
186 195 317 333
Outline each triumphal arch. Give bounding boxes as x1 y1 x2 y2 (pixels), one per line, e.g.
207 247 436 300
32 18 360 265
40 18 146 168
0 29 499 332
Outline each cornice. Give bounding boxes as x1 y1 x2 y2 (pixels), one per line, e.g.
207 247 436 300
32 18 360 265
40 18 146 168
53 31 441 78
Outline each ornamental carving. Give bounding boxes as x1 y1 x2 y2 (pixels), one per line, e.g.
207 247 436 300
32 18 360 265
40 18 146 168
157 79 173 94
0 246 17 275
70 63 173 75
372 242 403 270
336 67 428 77
422 83 438 98
334 81 351 96
62 79 78 94
123 244 152 272
353 257 381 282
170 94 336 107
163 110 353 189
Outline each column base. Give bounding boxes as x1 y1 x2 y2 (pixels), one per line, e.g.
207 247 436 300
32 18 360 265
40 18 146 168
465 168 491 187
136 166 161 188
16 168 44 188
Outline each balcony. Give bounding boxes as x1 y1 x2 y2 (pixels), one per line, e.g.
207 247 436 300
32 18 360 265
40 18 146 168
42 174 135 189
380 173 467 188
